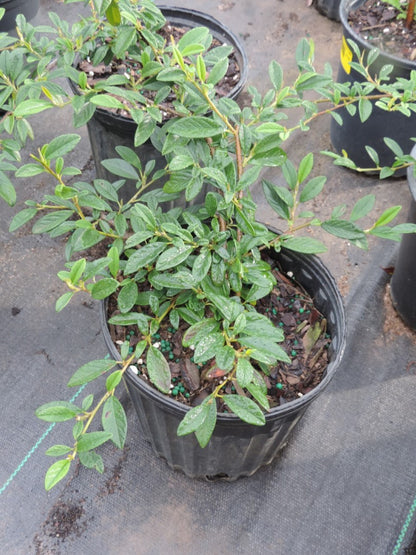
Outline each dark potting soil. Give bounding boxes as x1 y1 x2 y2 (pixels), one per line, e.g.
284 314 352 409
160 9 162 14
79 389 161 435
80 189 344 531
348 0 416 60
107 259 331 413
78 22 241 120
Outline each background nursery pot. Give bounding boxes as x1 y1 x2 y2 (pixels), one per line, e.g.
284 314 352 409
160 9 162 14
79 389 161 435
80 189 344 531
330 0 416 174
314 0 341 21
101 244 346 481
72 5 248 205
0 0 39 32
390 144 416 329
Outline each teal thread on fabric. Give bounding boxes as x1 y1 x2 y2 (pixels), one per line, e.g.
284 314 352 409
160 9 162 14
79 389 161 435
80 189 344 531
392 495 416 555
0 382 87 496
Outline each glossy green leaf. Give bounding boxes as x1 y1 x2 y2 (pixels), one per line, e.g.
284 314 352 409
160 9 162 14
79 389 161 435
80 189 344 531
156 245 193 271
67 359 116 387
169 117 223 138
350 194 375 222
239 336 291 363
146 346 171 394
192 250 212 281
102 396 127 449
78 451 104 473
358 98 372 122
14 99 52 117
15 163 44 177
100 158 139 180
9 208 37 232
262 179 291 219
149 270 196 290
90 94 126 110
297 153 314 183
321 219 366 240
77 431 113 452
134 119 157 147
193 332 225 364
194 400 217 448
182 318 219 347
106 370 123 392
113 26 136 58
36 401 81 422
91 277 119 300
374 206 402 227
44 134 81 160
32 210 74 234
215 346 235 371
45 445 72 457
45 459 71 490
108 312 149 331
236 357 254 388
69 258 86 284
246 383 270 411
177 402 210 436
299 176 326 203
105 0 121 25
118 280 138 313
124 242 166 273
169 154 194 171
223 395 266 426
55 292 75 312
269 60 283 90
282 236 327 254
206 57 229 86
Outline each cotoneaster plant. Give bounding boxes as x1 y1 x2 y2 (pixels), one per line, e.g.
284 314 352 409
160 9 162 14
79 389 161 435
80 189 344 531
5 23 416 489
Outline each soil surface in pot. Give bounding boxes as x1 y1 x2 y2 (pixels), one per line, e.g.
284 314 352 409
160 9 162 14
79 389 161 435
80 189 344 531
348 0 416 60
78 22 241 120
107 256 331 413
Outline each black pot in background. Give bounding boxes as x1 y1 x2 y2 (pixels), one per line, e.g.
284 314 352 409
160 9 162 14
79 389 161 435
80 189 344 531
0 0 39 32
101 243 346 481
71 6 248 207
331 0 416 175
390 147 416 329
314 0 341 21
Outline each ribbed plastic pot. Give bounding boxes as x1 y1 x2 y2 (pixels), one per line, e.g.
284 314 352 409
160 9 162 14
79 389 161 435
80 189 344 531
71 6 248 207
331 0 416 175
0 0 39 32
390 145 416 329
314 0 341 21
100 243 346 481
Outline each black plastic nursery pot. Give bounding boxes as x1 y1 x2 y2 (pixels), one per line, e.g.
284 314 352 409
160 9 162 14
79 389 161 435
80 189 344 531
0 0 39 32
390 146 416 329
101 245 346 481
314 0 341 21
331 0 416 175
73 6 248 207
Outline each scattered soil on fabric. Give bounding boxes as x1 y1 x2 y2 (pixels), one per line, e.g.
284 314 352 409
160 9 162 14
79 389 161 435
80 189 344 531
99 447 130 496
348 0 416 60
107 255 332 412
78 21 241 120
36 500 86 544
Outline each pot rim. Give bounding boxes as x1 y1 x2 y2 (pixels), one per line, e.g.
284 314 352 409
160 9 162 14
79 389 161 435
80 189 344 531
340 0 416 70
100 243 346 424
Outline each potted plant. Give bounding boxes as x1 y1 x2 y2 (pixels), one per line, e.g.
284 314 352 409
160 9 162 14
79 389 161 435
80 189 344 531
313 0 341 21
329 0 416 174
390 145 416 328
5 0 247 207
0 0 39 32
4 7 416 488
